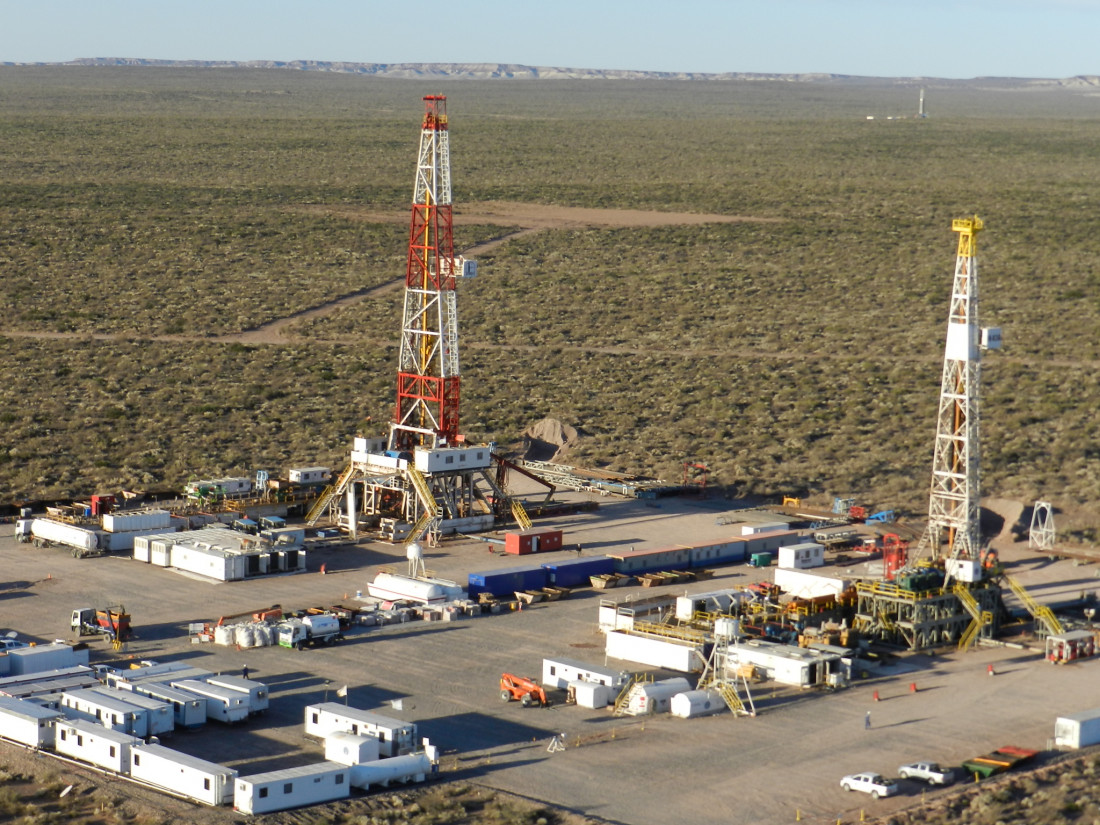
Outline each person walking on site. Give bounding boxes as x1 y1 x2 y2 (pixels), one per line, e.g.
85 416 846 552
864 711 871 730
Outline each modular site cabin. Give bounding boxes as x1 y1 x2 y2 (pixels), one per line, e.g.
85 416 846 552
304 703 417 757
130 743 238 806
55 717 141 773
127 682 208 729
0 695 63 748
234 762 350 815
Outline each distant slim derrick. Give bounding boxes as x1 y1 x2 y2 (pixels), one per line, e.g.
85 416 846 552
391 95 461 451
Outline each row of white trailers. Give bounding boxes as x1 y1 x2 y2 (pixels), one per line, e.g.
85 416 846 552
0 691 435 813
132 527 306 581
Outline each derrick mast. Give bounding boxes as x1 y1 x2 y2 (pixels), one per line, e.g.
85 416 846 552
391 95 460 451
919 216 992 565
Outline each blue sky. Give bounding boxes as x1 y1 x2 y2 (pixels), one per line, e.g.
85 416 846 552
4 0 1097 79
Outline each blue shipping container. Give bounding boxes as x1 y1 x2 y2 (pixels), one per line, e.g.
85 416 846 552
541 556 614 588
467 565 548 598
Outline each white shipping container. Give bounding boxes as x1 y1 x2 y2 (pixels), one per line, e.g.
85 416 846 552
103 509 172 533
324 731 381 765
131 743 238 805
203 675 269 715
6 643 89 676
777 542 825 570
568 680 612 709
234 762 350 815
55 718 141 773
61 689 149 738
170 680 249 723
133 538 151 563
605 630 703 673
304 703 417 757
169 544 242 582
0 695 63 748
542 658 628 690
1054 708 1100 749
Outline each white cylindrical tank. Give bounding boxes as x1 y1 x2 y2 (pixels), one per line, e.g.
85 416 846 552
670 689 726 719
367 572 449 604
349 753 433 790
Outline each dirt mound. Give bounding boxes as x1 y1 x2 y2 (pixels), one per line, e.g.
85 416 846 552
522 418 579 462
981 497 1026 548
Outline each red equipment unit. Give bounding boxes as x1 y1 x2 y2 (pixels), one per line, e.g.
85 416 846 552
504 529 564 555
882 533 909 581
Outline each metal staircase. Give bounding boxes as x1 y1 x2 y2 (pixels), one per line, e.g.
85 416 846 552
954 584 990 651
612 673 650 717
511 498 533 530
306 464 357 525
1004 574 1063 636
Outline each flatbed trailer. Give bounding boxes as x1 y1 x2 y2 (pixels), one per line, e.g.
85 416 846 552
961 746 1038 779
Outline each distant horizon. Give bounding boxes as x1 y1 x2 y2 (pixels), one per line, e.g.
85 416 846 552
5 1 1098 80
4 57 1097 84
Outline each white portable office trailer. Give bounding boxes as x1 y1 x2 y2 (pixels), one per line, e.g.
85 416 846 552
5 643 90 676
130 743 238 805
170 680 249 723
61 689 149 738
203 675 269 715
132 682 207 729
106 661 213 688
0 666 99 699
55 718 141 773
1054 708 1100 749
88 687 174 736
541 657 629 690
0 695 63 748
726 639 848 688
304 703 417 757
233 762 350 815
324 731 381 765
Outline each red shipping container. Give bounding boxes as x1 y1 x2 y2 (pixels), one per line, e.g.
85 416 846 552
504 529 564 555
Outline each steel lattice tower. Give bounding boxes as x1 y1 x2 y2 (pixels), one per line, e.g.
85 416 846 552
919 216 985 563
390 95 460 451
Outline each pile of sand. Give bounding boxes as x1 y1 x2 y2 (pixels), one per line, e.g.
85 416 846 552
522 418 579 463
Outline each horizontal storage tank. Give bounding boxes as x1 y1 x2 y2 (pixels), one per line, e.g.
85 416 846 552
466 565 548 599
325 731 381 765
56 718 141 773
670 689 726 719
349 752 435 790
367 572 465 604
0 695 63 748
1055 708 1100 749
234 762 350 815
131 743 238 805
541 555 614 588
620 677 692 716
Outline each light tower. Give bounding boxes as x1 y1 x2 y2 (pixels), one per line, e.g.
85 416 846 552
917 216 1000 569
390 94 461 451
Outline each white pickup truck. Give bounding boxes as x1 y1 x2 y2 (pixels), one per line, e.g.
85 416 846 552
839 772 898 799
898 761 955 785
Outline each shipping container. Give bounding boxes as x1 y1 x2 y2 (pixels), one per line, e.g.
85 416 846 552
88 687 174 736
103 509 172 533
413 445 492 473
130 743 238 805
541 555 614 587
1054 708 1100 749
605 630 703 673
55 718 141 773
608 545 693 575
568 680 613 709
6 642 89 676
541 657 629 690
324 731 381 765
741 522 787 536
466 565 548 599
170 680 249 723
778 542 825 570
675 589 745 621
234 762 350 814
670 689 726 718
304 703 417 757
504 529 564 555
0 695 62 748
131 683 207 729
61 689 149 737
203 675 269 715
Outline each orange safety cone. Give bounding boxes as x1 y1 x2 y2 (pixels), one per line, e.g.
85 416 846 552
873 690 880 702
909 682 918 693
988 664 995 676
